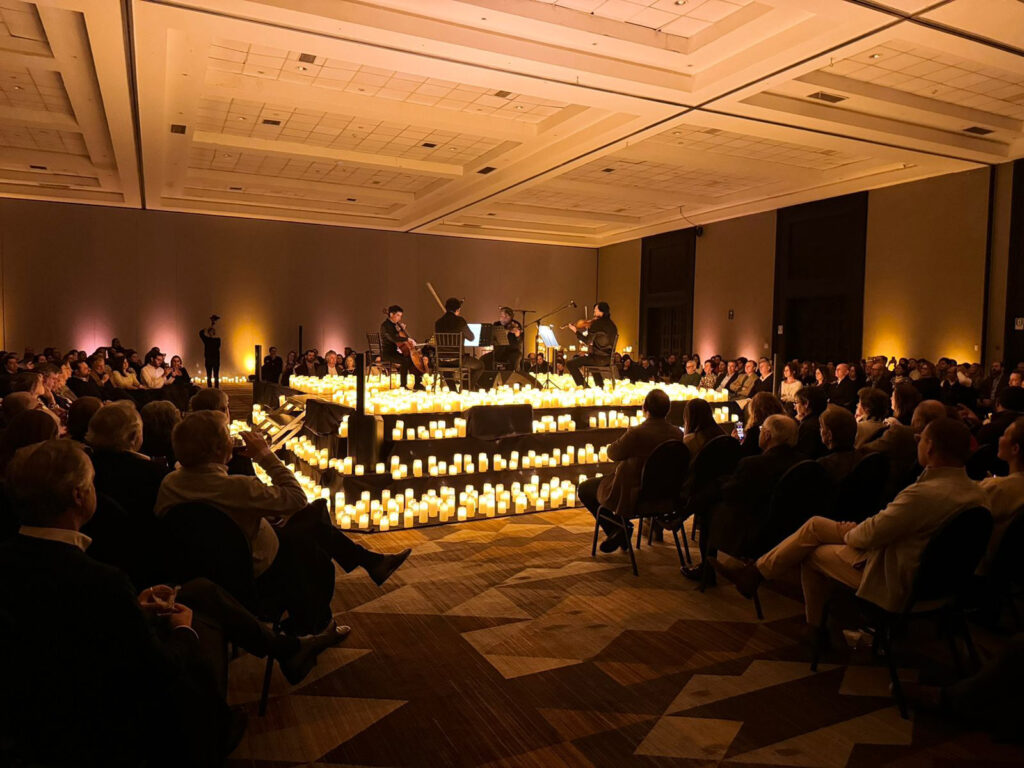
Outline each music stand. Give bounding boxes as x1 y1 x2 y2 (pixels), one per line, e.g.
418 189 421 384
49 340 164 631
537 324 557 349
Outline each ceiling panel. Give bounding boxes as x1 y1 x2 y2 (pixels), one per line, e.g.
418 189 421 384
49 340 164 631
0 1 139 207
0 0 1019 246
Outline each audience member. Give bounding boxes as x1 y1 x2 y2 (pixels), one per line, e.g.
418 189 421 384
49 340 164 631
977 416 1024 572
913 359 942 401
156 412 411 633
794 386 828 459
682 397 725 459
817 405 862 483
974 387 1024 448
751 360 774 396
110 354 142 389
578 389 683 553
678 359 701 386
736 392 785 456
698 360 719 389
713 418 986 628
141 400 182 468
779 362 803 406
0 409 59 471
261 346 283 383
828 363 857 412
866 359 892 395
729 360 758 400
86 401 169 519
854 387 890 448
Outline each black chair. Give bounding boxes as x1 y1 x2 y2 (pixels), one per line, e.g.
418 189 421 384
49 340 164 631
835 452 889 523
584 334 619 389
433 332 469 392
811 506 993 718
723 460 833 620
365 333 397 386
987 506 1024 628
966 444 996 481
159 502 278 716
591 440 690 576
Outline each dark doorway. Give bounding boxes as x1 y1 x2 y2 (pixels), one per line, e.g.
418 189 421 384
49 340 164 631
1004 158 1024 369
773 193 867 363
640 228 696 359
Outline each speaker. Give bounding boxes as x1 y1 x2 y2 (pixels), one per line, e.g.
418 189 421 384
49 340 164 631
475 370 541 390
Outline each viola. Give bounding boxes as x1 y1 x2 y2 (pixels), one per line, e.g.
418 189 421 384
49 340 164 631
561 318 595 331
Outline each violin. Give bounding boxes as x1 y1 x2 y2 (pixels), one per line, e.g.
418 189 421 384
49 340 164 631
383 308 429 374
561 318 595 331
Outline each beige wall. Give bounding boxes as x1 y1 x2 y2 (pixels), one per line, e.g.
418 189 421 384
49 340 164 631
864 168 989 363
596 238 641 354
0 200 595 374
693 211 776 361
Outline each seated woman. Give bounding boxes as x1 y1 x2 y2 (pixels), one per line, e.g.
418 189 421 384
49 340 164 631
735 392 785 457
281 350 297 386
140 400 181 468
163 355 194 410
682 398 726 460
913 359 941 401
779 362 803 407
699 360 719 390
86 401 169 518
342 354 357 376
110 355 142 389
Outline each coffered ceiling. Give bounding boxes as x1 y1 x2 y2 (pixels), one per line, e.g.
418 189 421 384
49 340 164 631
1 0 1021 246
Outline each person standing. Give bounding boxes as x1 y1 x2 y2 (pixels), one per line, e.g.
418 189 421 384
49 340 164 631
199 315 221 388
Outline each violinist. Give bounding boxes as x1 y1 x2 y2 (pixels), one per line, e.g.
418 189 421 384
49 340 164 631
482 306 523 372
434 297 483 389
380 305 425 390
566 301 617 388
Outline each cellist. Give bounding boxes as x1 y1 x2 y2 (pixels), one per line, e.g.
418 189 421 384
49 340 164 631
380 305 425 390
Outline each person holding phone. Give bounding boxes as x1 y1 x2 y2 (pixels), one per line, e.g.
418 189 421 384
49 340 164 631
199 314 221 388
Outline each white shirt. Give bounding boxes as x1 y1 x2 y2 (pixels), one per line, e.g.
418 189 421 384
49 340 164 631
19 525 92 552
140 363 167 389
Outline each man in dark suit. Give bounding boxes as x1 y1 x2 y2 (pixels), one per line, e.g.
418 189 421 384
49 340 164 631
866 360 893 396
795 386 828 459
261 346 283 383
0 439 233 766
828 363 858 412
565 301 617 388
818 405 863 483
751 359 774 396
978 361 1008 413
578 389 684 552
708 414 803 559
434 297 484 389
975 387 1024 448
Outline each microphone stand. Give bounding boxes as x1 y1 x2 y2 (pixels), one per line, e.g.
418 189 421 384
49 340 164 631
525 301 576 390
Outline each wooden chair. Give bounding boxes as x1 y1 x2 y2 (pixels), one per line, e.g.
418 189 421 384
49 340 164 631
433 332 469 392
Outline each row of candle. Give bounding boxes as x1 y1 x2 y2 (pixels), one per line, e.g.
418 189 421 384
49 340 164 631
387 418 468 440
286 440 613 477
333 477 589 531
288 375 728 415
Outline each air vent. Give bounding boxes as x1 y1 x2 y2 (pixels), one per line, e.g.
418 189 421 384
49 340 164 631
29 164 47 170
807 91 847 104
170 124 186 134
963 126 993 135
476 166 497 174
493 90 512 98
298 52 316 64
262 119 281 126
422 142 437 148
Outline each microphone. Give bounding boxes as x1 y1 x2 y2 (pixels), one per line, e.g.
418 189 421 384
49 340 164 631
569 299 577 308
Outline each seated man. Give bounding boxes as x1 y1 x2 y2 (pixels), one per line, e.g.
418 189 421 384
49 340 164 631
817 405 862 484
973 387 1024 448
977 416 1024 572
190 386 255 476
713 418 987 628
678 359 701 386
706 414 803 560
0 440 232 766
854 387 889 448
728 360 757 400
434 297 484 389
156 412 411 634
578 389 683 552
828 363 858 412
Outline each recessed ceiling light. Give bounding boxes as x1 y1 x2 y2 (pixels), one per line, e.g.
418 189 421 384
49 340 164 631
869 53 882 59
12 85 22 90
513 104 524 110
296 65 308 71
237 116 246 121
675 0 686 5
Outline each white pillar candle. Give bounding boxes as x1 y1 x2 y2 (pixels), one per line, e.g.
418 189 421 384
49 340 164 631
355 464 365 476
457 506 467 521
379 516 390 532
413 460 423 477
403 510 414 528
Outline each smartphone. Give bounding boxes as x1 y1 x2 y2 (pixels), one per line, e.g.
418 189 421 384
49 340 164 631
735 423 745 441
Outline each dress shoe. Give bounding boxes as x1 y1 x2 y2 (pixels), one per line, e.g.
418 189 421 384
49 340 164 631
680 563 705 582
708 557 763 599
368 548 411 586
279 620 351 686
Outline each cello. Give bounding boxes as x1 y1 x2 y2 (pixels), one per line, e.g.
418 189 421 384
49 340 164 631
383 308 429 374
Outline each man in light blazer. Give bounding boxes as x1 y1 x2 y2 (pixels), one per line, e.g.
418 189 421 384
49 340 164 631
712 417 987 627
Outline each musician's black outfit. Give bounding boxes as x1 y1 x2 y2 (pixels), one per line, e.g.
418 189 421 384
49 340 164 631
567 315 617 387
199 329 221 388
481 319 522 372
380 319 424 389
434 311 484 390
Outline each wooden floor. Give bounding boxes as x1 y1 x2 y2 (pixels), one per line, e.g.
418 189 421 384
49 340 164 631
224 508 1024 767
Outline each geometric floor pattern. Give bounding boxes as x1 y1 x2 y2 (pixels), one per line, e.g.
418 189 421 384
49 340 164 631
226 507 1024 767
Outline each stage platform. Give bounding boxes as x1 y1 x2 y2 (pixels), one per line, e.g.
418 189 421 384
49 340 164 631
245 376 738 533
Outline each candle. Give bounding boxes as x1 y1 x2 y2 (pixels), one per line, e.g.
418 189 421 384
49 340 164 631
457 506 467 521
379 516 390 532
375 462 385 474
355 464 365 476
413 460 423 477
